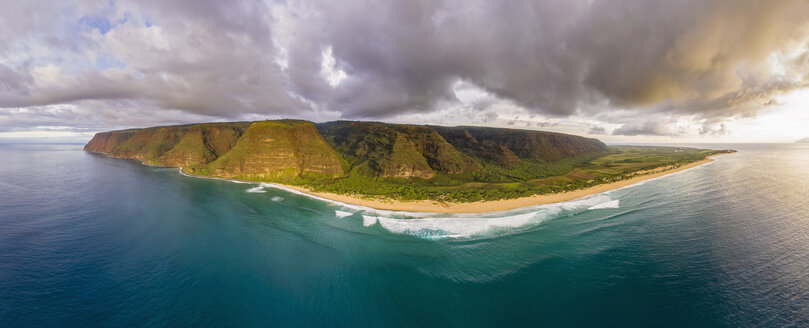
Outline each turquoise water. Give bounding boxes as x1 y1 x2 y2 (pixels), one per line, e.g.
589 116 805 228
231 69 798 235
2 143 809 327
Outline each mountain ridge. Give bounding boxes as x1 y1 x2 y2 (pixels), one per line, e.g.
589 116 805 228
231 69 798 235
84 119 627 201
86 120 608 181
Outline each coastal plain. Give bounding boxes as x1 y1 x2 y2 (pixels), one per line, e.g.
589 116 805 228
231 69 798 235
279 156 721 213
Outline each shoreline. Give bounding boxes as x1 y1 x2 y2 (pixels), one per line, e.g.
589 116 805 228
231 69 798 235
266 154 725 214
141 151 727 214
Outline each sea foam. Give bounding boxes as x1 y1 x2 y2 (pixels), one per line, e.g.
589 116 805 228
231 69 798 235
246 185 267 193
362 215 379 227
358 194 619 239
374 212 540 239
176 169 624 239
335 210 353 218
173 157 720 240
588 200 620 210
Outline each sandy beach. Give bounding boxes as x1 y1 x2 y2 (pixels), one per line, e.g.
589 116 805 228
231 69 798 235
276 155 724 213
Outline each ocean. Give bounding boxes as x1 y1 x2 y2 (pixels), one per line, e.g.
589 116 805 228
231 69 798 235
1 143 808 327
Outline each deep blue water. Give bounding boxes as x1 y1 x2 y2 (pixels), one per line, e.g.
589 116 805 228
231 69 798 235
1 143 809 327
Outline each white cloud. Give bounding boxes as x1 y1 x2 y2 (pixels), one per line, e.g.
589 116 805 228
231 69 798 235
320 46 347 87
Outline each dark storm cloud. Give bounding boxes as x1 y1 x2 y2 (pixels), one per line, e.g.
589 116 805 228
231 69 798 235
587 126 607 135
612 121 676 137
1 0 809 132
0 63 34 107
0 0 308 119
290 0 809 119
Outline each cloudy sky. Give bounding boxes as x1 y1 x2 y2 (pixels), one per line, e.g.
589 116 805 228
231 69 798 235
2 0 809 143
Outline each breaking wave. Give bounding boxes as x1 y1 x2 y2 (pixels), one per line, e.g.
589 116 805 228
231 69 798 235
375 212 540 239
246 185 267 193
588 200 620 210
335 210 353 218
362 215 378 227
177 172 629 240
343 194 622 240
174 158 718 240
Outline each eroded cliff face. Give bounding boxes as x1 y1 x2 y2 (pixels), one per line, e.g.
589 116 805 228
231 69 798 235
316 121 480 179
429 128 523 167
85 119 609 183
159 123 249 168
316 121 609 178
204 120 343 181
84 120 342 181
84 130 137 154
110 127 189 163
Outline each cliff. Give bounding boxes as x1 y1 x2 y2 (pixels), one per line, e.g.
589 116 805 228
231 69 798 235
316 121 480 179
84 120 342 181
85 119 609 184
430 126 608 165
203 120 343 181
159 122 250 168
85 123 245 166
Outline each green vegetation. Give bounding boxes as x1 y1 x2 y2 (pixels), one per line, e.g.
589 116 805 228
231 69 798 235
85 120 734 203
160 122 250 168
292 147 732 202
201 120 343 181
315 121 480 178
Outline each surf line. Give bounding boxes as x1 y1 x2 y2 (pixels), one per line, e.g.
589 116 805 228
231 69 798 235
174 154 722 216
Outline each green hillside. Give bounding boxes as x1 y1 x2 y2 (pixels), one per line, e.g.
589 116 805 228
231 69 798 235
85 119 731 202
160 122 250 168
315 121 480 179
204 120 343 181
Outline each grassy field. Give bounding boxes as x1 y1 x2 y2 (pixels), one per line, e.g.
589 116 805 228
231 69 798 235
294 146 734 202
